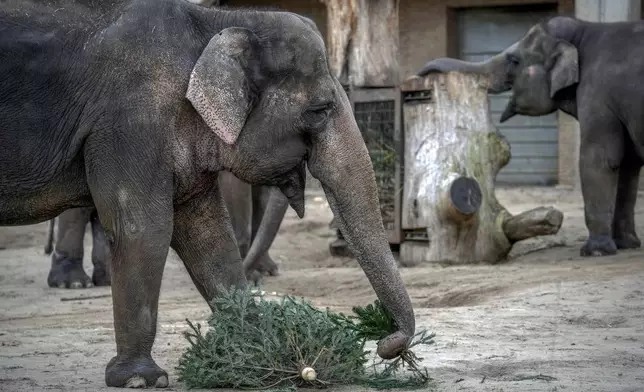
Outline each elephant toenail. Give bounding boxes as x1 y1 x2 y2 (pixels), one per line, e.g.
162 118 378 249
86 282 94 288
58 282 66 289
155 375 169 388
70 282 83 289
124 375 146 388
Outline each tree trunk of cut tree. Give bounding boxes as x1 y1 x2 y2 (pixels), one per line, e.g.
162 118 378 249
399 72 564 265
321 0 399 87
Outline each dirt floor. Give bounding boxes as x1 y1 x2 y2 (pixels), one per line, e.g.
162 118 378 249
1 187 644 392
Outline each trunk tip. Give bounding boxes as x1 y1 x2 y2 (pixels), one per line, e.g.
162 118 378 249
376 330 412 360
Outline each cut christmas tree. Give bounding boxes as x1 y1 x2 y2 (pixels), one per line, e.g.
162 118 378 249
177 286 436 390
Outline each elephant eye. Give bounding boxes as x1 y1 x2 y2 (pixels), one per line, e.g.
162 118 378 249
506 54 520 66
303 101 333 129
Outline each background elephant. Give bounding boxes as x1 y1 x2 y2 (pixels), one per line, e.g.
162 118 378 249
1 1 415 387
415 16 644 257
44 171 288 288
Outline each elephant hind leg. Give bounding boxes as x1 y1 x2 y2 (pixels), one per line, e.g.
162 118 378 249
47 207 94 289
612 140 642 250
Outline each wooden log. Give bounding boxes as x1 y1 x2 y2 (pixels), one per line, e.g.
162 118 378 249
503 207 564 243
321 0 399 87
398 72 564 266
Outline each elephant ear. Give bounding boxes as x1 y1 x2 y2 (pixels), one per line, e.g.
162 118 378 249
186 27 259 145
548 39 578 98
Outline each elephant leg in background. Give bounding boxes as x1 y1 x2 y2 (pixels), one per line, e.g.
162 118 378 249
612 141 643 250
219 171 251 259
47 207 94 289
578 108 623 257
328 216 354 258
90 209 112 286
250 184 280 276
171 183 247 302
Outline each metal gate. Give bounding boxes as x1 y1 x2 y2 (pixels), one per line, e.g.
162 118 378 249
349 88 403 245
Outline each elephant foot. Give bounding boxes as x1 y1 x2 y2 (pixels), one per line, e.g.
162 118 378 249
246 269 263 286
47 253 93 289
329 238 353 258
256 254 280 276
580 235 618 257
105 355 169 388
92 263 112 286
614 233 641 250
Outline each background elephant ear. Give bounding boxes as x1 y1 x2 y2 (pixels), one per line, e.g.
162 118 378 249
186 27 258 145
548 40 578 98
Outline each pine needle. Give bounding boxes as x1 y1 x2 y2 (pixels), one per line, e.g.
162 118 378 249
176 285 436 390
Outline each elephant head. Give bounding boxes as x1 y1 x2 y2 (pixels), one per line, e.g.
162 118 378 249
415 18 579 122
185 13 415 359
500 64 560 122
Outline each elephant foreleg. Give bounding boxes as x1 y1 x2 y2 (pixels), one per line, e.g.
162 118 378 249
86 146 174 388
612 144 642 249
171 183 247 303
47 207 94 289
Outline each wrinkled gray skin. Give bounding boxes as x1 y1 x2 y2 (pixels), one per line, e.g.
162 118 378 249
44 172 286 288
0 0 415 387
416 16 644 257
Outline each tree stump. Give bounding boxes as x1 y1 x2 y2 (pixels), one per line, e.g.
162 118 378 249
321 0 399 87
399 72 564 265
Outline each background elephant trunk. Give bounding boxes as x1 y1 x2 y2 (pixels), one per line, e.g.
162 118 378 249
44 218 55 255
415 46 516 94
307 81 416 359
242 188 288 274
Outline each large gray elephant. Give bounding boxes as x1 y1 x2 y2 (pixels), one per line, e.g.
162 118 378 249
44 171 286 288
0 0 415 387
415 16 644 257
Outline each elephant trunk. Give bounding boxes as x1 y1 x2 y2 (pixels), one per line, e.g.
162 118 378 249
307 80 416 359
415 45 517 94
44 218 55 255
242 188 288 273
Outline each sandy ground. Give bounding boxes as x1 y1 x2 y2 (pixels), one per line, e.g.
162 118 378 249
1 187 644 392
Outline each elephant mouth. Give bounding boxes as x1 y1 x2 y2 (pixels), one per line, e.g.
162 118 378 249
277 162 306 218
489 80 514 95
